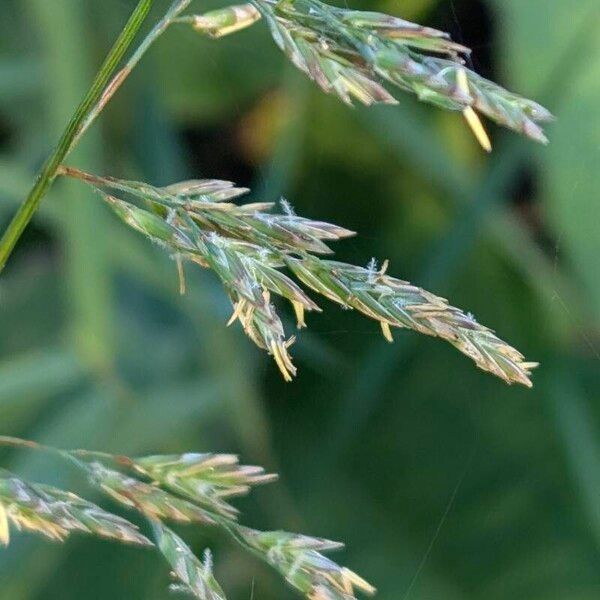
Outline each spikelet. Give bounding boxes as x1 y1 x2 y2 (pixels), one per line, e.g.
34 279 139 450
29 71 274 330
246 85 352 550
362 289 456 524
0 500 10 546
153 522 227 600
232 526 375 599
191 4 260 38
85 462 217 525
0 437 377 599
0 470 151 546
286 257 537 386
132 452 277 519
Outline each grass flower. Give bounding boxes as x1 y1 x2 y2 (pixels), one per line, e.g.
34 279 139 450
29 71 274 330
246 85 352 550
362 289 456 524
1 0 549 384
178 0 552 148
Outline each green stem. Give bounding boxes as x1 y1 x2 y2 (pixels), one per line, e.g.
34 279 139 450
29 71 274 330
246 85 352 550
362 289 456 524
0 436 44 451
0 0 153 272
0 435 74 465
0 436 100 473
73 0 193 148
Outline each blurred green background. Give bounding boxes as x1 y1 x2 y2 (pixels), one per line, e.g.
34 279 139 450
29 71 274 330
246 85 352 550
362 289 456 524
1 0 599 598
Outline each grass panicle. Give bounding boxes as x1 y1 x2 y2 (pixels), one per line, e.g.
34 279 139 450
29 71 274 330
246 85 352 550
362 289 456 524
248 0 553 147
1 0 550 367
0 437 372 600
0 1 554 598
62 166 537 387
185 0 552 149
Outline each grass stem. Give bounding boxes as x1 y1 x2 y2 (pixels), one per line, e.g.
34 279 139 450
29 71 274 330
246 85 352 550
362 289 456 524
0 0 153 272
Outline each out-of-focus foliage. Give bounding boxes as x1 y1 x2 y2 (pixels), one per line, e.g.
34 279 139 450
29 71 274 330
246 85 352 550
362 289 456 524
0 0 599 599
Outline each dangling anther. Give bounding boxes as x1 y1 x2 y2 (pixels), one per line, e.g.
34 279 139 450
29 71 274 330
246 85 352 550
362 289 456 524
457 69 492 153
176 255 187 295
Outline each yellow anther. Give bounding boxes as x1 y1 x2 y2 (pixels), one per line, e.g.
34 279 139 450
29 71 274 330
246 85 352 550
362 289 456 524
292 302 306 329
380 321 394 343
457 69 492 152
0 502 10 546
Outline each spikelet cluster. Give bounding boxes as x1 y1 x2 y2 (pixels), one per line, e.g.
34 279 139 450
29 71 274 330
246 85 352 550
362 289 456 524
186 0 552 148
0 437 373 600
287 257 538 386
131 452 278 519
247 0 553 146
62 166 537 387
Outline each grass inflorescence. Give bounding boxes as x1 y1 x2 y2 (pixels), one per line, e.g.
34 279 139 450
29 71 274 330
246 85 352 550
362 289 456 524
0 436 373 600
185 0 553 150
61 166 538 387
0 2 553 595
1 0 549 385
